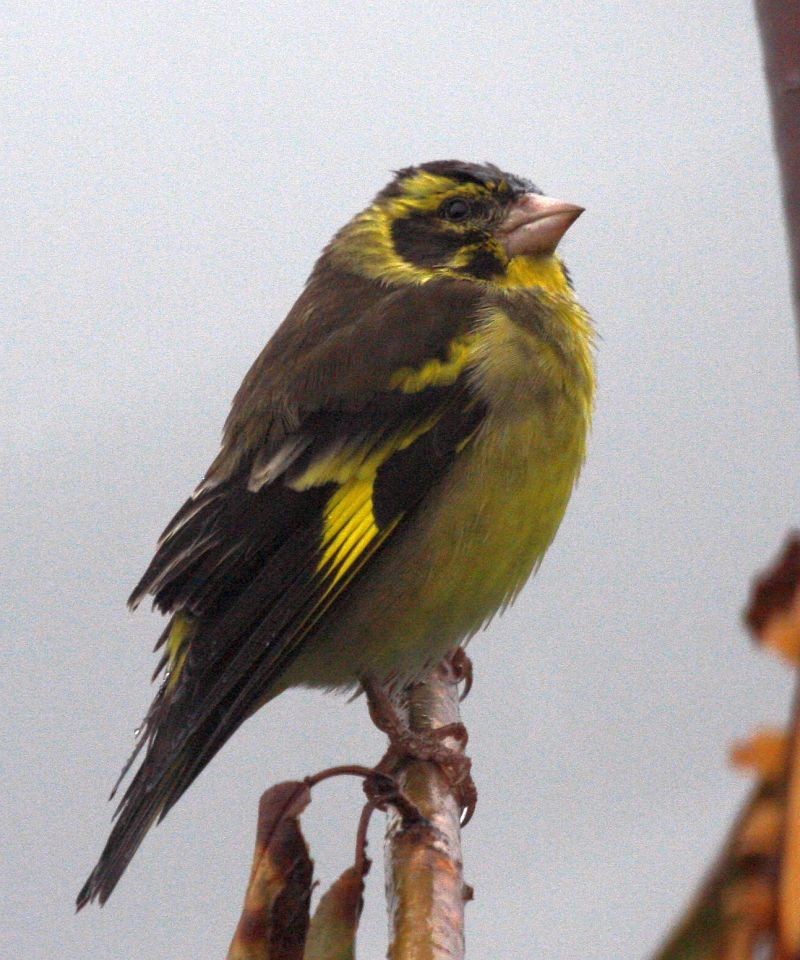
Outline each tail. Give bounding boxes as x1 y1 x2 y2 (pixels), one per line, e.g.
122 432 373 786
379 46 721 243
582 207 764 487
76 733 189 908
75 612 293 909
76 683 277 908
76 672 253 909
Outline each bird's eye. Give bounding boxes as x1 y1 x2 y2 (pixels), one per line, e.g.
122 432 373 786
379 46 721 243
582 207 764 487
440 197 471 222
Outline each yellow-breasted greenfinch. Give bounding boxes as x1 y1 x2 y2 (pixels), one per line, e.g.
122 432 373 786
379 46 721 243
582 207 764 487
77 160 595 907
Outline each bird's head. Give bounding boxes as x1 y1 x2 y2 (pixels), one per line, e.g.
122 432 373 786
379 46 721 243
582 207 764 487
325 160 583 292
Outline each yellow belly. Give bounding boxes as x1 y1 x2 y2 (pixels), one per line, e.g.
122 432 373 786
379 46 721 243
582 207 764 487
276 294 595 691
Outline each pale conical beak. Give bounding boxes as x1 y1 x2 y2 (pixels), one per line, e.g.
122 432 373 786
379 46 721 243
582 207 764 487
497 193 584 258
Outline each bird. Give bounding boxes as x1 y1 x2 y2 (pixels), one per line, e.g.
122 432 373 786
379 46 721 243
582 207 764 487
77 159 595 908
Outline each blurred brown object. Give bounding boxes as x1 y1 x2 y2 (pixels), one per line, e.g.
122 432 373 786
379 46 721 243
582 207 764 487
755 0 800 324
746 534 800 664
652 536 800 959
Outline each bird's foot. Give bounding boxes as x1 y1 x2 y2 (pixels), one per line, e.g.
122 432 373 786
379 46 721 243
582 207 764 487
362 674 477 823
378 726 476 825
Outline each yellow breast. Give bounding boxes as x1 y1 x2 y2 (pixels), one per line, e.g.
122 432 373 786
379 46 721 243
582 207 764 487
357 289 595 667
433 288 595 620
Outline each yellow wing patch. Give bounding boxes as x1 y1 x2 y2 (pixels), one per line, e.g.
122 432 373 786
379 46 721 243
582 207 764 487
165 613 193 690
293 417 444 585
307 424 433 584
389 334 478 393
285 350 475 585
318 478 380 586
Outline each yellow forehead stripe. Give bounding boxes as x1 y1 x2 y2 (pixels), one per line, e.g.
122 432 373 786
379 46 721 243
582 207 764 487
395 171 489 210
396 170 455 198
330 171 498 284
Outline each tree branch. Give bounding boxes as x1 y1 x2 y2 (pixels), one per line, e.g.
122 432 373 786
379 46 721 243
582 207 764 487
383 660 471 960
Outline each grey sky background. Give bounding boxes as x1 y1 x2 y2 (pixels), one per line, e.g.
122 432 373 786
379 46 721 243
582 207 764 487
4 1 799 957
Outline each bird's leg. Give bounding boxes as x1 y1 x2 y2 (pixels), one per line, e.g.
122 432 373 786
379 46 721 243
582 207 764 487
362 674 468 759
361 673 476 822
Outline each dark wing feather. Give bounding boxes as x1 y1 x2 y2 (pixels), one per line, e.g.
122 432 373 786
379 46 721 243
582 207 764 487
77 505 337 907
128 479 329 616
77 276 488 908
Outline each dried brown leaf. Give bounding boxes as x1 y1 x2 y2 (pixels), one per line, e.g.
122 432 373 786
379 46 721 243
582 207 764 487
733 798 784 858
722 878 776 929
651 783 781 960
779 707 800 958
227 782 314 960
303 866 364 960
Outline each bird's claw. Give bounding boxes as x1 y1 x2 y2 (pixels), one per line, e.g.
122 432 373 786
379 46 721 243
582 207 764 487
443 648 473 701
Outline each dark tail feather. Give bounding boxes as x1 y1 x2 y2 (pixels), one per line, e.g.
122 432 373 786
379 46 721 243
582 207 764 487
76 750 187 909
76 620 314 908
75 680 266 910
76 561 320 909
75 621 293 910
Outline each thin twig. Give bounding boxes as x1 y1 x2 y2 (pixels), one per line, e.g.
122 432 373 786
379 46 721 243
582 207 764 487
354 800 376 879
